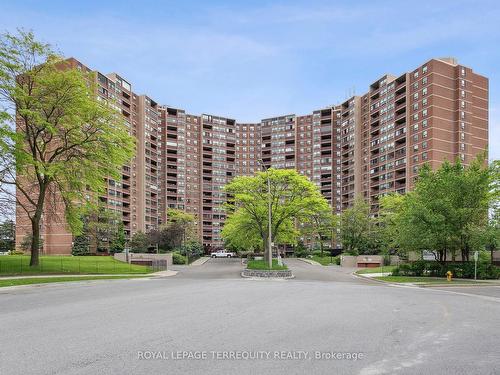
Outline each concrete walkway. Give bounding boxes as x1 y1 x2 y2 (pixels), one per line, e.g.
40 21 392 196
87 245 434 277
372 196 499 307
296 258 323 266
189 256 210 266
0 270 178 280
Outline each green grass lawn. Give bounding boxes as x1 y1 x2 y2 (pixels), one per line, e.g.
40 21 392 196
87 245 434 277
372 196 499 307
375 276 489 284
247 259 288 270
0 275 148 288
356 265 397 274
310 255 338 266
0 255 153 275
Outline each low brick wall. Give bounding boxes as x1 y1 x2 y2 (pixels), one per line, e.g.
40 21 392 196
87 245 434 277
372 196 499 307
241 268 294 279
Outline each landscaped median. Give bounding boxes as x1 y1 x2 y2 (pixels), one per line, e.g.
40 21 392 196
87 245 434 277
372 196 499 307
242 259 294 279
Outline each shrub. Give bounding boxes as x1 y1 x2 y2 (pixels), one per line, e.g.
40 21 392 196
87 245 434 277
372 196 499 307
239 251 253 259
9 250 24 255
294 244 310 258
72 235 90 256
172 252 187 265
391 261 500 279
333 256 341 265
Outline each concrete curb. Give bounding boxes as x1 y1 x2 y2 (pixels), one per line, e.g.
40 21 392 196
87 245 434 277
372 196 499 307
0 274 151 280
296 258 323 266
352 271 391 285
190 257 210 266
352 272 499 288
150 270 178 277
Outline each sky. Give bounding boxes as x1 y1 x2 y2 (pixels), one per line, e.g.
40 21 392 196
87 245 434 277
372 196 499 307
0 0 498 159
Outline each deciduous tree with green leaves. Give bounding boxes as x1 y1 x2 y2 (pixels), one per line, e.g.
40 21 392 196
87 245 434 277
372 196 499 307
339 197 378 255
380 156 496 263
0 30 135 266
129 231 149 253
300 207 337 255
223 168 330 260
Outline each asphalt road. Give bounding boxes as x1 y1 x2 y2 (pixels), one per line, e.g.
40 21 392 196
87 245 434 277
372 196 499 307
1 258 499 375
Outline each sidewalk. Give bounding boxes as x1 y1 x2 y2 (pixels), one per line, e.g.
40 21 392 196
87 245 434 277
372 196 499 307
297 258 323 266
190 257 210 266
0 270 178 280
354 271 500 287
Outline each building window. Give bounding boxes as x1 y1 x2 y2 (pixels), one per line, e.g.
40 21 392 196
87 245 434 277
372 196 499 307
422 109 427 117
422 120 428 127
413 124 419 131
413 93 419 100
414 71 419 78
422 77 428 85
422 141 428 149
423 87 428 95
423 130 428 138
423 98 427 106
423 65 428 73
422 152 428 160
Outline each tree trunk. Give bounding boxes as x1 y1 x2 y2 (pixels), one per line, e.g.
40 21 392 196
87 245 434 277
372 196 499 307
30 218 41 267
263 238 269 262
29 184 47 267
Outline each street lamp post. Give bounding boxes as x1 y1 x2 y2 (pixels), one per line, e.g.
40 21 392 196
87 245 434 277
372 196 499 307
257 159 273 269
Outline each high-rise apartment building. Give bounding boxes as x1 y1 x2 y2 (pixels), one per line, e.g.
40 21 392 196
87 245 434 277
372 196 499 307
16 57 488 254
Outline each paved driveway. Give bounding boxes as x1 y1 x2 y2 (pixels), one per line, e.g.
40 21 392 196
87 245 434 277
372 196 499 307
1 258 499 375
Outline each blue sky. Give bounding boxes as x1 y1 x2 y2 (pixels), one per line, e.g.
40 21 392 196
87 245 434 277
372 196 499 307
1 0 498 159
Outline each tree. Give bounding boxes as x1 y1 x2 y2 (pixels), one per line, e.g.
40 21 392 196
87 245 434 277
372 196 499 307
72 234 90 256
224 168 330 261
20 234 43 253
380 156 496 263
150 209 198 252
0 30 135 266
87 208 124 253
222 208 297 253
0 219 15 252
129 231 149 253
109 221 126 254
300 207 337 255
339 197 377 255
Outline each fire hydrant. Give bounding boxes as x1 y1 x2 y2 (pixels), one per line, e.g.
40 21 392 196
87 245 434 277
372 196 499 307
446 271 453 282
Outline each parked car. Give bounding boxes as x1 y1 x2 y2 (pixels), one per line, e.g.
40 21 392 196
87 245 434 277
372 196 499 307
211 250 236 258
